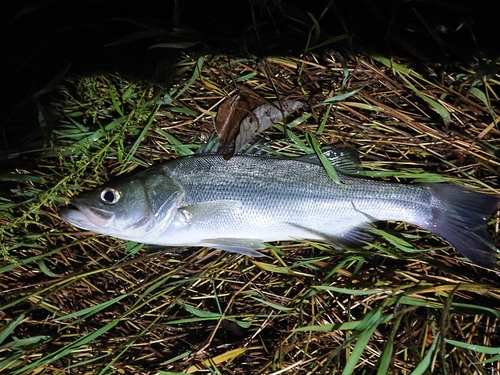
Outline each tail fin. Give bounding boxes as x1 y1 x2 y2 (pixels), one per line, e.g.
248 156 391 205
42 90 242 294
423 184 499 269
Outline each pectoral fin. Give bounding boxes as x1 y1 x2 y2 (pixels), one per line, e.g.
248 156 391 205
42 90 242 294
179 201 266 256
201 238 267 257
178 200 242 222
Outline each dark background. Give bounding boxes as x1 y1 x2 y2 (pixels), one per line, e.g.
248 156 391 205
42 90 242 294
1 0 499 153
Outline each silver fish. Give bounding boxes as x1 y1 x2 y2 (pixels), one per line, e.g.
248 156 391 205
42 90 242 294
60 151 500 268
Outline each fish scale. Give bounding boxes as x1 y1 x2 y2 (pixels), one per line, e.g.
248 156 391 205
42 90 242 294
169 155 430 236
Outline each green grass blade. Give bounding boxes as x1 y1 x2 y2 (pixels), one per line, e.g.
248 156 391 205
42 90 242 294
180 302 221 318
37 259 61 277
306 133 341 183
250 297 295 312
323 86 363 103
409 333 440 375
0 335 51 351
109 89 124 116
13 319 120 375
125 104 160 164
397 72 451 125
172 56 204 99
341 320 379 375
377 314 403 375
444 339 500 355
155 128 196 156
368 227 421 253
313 285 385 295
0 314 25 346
54 295 128 323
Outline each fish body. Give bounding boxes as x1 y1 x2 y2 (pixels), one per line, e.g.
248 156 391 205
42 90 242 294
60 153 500 268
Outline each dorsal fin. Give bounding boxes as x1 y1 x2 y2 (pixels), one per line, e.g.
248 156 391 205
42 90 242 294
297 147 365 176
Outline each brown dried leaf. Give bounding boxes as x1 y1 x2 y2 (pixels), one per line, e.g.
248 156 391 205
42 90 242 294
216 95 263 159
234 99 305 152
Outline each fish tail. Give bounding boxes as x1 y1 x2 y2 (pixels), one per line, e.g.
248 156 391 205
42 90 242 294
423 184 499 269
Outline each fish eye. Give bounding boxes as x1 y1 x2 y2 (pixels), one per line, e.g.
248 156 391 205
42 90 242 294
100 187 121 205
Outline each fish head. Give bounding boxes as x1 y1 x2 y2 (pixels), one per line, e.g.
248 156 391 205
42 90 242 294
60 170 183 241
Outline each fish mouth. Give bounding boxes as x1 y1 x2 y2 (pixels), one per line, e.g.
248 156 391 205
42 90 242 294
60 203 115 231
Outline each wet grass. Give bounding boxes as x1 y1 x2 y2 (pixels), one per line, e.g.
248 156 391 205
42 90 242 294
1 1 500 372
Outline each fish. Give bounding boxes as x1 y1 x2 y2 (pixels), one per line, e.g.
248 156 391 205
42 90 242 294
60 149 500 269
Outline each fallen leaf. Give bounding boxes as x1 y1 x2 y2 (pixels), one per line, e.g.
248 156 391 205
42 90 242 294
216 95 263 159
234 99 305 152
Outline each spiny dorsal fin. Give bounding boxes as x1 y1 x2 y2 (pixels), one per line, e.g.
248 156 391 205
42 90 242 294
297 147 365 176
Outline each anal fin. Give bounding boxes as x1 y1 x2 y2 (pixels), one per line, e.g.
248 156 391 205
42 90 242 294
297 147 365 176
286 222 373 248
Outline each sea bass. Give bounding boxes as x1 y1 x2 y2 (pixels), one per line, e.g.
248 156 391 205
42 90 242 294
60 151 500 268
